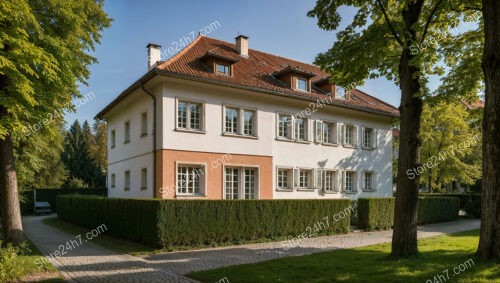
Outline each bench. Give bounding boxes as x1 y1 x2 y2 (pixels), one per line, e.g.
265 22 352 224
34 201 52 215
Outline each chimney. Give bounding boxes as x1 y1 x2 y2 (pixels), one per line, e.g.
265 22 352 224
147 43 162 70
235 35 249 57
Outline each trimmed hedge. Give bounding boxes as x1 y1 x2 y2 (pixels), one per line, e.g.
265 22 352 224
357 197 460 230
419 193 480 209
57 196 351 248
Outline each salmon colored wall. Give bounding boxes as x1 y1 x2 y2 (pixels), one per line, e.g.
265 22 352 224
155 149 273 199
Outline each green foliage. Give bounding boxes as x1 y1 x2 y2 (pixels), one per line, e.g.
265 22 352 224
357 197 460 230
358 198 395 230
464 200 481 218
419 193 481 209
419 102 482 191
57 196 351 248
0 241 29 282
65 177 87 189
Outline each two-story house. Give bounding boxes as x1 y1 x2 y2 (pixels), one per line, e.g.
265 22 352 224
96 34 399 200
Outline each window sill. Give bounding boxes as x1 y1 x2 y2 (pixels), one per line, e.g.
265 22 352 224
276 188 293 192
176 194 206 198
140 133 148 138
276 137 294 142
323 190 339 194
343 144 357 149
175 128 206 134
362 189 376 193
322 142 339 147
141 187 147 191
124 141 130 144
342 191 358 194
222 133 258 139
124 188 130 191
294 139 311 144
361 146 376 151
297 188 315 191
111 186 116 189
275 137 311 144
111 145 115 149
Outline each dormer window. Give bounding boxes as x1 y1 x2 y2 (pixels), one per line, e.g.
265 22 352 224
216 63 230 75
296 77 308 92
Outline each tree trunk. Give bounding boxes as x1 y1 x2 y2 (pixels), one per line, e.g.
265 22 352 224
0 132 24 245
477 0 500 260
391 0 424 258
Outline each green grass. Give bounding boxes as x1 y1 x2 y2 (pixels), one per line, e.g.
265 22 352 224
42 217 157 255
1 228 65 282
188 230 499 283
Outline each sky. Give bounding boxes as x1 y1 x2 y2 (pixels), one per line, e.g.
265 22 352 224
69 0 445 124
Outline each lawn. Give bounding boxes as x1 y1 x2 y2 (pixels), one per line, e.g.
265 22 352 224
42 217 157 255
0 227 65 283
188 230 499 283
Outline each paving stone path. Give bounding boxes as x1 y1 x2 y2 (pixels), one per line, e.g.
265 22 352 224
23 216 480 282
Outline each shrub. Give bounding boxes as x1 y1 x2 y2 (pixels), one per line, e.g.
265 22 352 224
349 200 358 226
464 200 481 218
419 193 481 209
357 198 395 230
0 241 29 282
357 197 460 230
57 196 351 248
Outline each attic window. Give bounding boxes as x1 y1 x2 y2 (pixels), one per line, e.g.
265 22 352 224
216 63 231 75
296 77 308 92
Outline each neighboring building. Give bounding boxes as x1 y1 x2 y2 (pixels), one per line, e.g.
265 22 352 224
96 34 399 200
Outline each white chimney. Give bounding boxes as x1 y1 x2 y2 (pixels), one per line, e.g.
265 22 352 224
147 43 162 70
235 35 249 57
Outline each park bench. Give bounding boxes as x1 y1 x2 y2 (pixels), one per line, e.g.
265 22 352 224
34 201 52 215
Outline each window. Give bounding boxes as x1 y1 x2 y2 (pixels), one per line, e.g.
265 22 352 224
277 167 292 190
343 124 357 147
110 130 116 148
225 107 239 134
141 168 147 190
124 170 130 191
177 165 204 195
177 100 203 131
124 121 130 144
141 112 148 136
362 127 376 149
323 170 338 192
225 167 258 199
216 63 230 75
295 168 313 189
223 106 256 136
294 117 308 141
344 171 357 193
278 114 292 139
296 77 308 91
363 171 375 191
315 121 338 144
111 174 115 188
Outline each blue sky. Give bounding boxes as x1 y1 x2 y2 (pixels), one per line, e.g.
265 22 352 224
70 0 435 124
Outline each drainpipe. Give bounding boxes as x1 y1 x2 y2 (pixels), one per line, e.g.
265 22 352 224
141 81 157 198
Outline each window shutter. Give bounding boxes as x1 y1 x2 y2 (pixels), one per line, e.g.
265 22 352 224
353 125 359 146
322 170 327 191
314 168 322 189
332 122 338 144
315 120 323 143
340 124 345 145
306 119 312 142
293 168 299 189
361 126 365 148
373 129 378 148
334 171 340 192
275 113 280 138
288 117 294 139
341 170 346 192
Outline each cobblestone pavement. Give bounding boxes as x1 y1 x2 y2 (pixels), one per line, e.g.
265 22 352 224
24 216 479 282
22 216 198 283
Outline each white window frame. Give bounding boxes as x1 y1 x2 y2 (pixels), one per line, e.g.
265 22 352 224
342 124 358 147
294 167 314 190
124 121 130 144
276 166 293 191
141 168 147 191
323 169 339 193
315 120 339 145
110 129 116 148
276 113 293 140
276 113 310 142
294 117 309 141
175 98 205 132
141 112 148 137
216 63 231 75
124 170 130 191
363 171 376 192
296 77 308 92
110 173 115 188
175 162 206 196
342 170 357 193
361 126 377 150
222 105 258 137
223 165 260 199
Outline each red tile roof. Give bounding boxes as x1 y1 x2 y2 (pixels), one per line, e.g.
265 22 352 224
461 99 484 110
97 35 399 119
156 35 399 117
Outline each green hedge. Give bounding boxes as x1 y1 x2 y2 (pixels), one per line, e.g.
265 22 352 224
357 197 460 230
57 196 351 248
419 193 480 209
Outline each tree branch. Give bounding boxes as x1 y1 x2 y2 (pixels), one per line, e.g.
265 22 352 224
421 0 445 44
376 0 404 47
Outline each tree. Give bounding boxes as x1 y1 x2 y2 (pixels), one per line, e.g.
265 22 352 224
89 119 107 176
308 0 471 256
0 0 110 244
419 102 481 192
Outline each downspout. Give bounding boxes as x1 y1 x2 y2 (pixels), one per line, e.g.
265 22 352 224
141 81 158 198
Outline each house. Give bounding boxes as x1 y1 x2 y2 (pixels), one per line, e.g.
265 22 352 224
96 34 399 200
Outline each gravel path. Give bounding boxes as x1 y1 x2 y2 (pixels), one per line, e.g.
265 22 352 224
23 216 480 282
